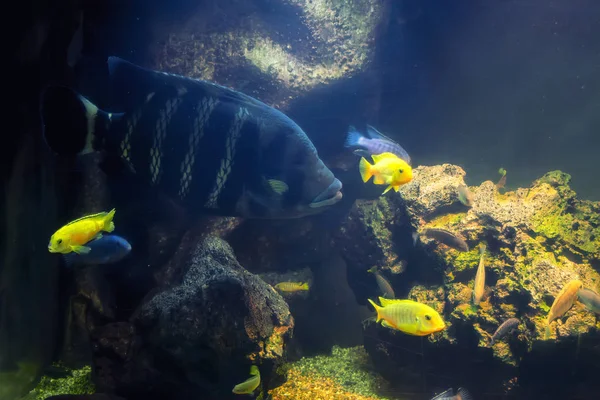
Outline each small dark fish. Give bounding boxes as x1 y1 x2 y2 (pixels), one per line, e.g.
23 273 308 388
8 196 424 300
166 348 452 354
431 387 473 400
345 125 411 165
41 57 343 219
367 266 395 298
578 288 600 314
490 318 519 345
63 234 131 267
422 228 469 252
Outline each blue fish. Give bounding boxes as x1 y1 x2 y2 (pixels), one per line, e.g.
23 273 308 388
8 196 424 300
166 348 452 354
63 235 131 267
345 125 412 165
40 57 343 219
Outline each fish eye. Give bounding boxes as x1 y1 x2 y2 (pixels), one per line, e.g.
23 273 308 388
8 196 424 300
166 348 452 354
425 314 432 321
57 239 63 244
399 169 404 174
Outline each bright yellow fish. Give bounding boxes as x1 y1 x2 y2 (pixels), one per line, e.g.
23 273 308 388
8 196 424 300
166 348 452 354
368 297 446 336
359 152 413 194
274 282 309 292
48 209 116 255
232 365 260 395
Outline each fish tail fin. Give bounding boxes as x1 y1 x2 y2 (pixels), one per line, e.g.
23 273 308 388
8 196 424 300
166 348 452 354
456 387 473 400
345 126 363 148
40 86 123 156
301 282 309 290
367 266 377 274
359 157 373 183
367 299 383 323
103 208 116 232
544 324 551 340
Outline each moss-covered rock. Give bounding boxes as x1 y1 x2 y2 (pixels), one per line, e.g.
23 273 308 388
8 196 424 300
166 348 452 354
339 166 600 396
26 365 95 400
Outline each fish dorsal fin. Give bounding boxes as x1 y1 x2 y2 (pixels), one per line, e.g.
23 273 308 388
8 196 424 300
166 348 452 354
370 152 398 163
366 125 394 141
64 211 107 227
378 297 413 307
106 56 266 111
430 388 454 400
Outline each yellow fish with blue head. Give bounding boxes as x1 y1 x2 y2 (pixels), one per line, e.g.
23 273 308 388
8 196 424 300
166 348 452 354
368 296 446 336
359 152 413 194
48 209 116 255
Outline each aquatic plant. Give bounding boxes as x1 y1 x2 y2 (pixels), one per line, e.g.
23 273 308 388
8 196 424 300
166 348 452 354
25 364 95 400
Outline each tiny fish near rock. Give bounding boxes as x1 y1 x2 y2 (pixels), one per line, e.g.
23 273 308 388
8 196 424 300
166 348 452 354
545 279 583 339
368 296 446 336
359 152 413 194
577 288 600 314
40 57 343 219
490 318 519 345
422 228 469 252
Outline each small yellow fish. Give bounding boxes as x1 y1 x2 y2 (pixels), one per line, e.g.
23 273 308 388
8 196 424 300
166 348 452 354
368 297 446 336
545 279 583 339
232 365 260 395
48 209 116 255
473 244 486 305
274 281 309 292
359 152 413 194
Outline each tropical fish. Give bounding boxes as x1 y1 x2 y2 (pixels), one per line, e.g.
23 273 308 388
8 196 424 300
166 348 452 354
62 235 132 267
496 168 507 189
545 279 583 339
40 57 343 219
490 318 519 345
577 288 600 314
345 125 412 165
367 296 446 336
367 266 395 298
457 184 473 207
274 282 309 292
232 365 260 395
48 209 116 254
359 152 413 194
472 244 486 305
422 228 469 252
430 387 473 400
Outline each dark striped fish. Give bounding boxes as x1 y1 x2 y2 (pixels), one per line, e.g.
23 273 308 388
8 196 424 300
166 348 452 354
490 318 519 345
40 57 343 219
422 228 469 252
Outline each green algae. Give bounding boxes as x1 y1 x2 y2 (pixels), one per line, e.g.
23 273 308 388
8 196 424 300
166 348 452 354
25 364 94 400
294 345 389 399
450 248 482 272
429 212 467 229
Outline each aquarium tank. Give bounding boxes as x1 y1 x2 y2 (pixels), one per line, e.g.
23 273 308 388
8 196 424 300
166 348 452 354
4 0 600 399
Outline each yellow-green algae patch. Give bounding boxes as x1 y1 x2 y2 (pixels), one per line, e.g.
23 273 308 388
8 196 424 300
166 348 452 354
25 364 94 400
291 345 391 399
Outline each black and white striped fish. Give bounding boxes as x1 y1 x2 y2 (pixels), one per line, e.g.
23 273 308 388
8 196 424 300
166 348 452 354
40 57 343 219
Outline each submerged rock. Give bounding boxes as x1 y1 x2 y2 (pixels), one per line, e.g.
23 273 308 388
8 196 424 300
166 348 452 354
340 165 600 397
90 236 293 400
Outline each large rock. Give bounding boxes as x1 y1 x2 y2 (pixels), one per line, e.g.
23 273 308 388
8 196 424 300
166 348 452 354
90 236 293 400
339 165 600 398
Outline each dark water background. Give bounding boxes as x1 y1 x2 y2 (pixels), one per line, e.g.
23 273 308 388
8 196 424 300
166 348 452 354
83 0 600 199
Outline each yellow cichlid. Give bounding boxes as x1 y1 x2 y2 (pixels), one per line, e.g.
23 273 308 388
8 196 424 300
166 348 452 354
232 365 260 395
359 152 413 194
274 281 309 292
368 297 446 336
473 244 486 305
545 279 583 339
48 209 116 255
